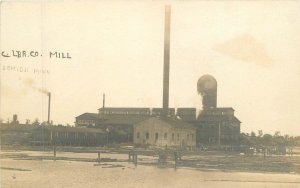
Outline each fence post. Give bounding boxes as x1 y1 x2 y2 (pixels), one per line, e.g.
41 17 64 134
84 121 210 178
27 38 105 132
98 152 101 164
53 145 56 161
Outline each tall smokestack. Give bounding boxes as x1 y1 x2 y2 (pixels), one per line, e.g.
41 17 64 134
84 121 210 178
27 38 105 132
47 92 51 124
163 5 171 116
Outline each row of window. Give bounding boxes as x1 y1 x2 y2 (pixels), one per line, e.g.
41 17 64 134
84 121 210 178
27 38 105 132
77 120 95 125
136 132 194 141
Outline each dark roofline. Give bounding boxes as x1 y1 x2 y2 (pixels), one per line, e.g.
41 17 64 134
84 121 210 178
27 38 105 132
98 107 151 110
152 108 175 109
75 112 99 118
177 108 196 109
203 107 235 111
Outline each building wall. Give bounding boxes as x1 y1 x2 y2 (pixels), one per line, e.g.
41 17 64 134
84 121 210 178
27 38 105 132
134 118 196 148
194 121 240 145
177 108 196 121
195 108 241 146
0 124 107 146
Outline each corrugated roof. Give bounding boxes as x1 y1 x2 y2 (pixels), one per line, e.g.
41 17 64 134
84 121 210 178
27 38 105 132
158 117 196 129
135 117 196 130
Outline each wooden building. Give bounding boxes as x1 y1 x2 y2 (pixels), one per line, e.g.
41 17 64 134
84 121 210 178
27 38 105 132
194 107 241 146
32 125 106 146
133 117 196 148
75 113 103 127
75 107 241 147
0 123 106 146
176 108 197 121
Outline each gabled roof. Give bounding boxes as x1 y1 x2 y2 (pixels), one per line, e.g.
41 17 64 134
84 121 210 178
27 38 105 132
76 113 100 119
158 117 196 129
135 116 196 130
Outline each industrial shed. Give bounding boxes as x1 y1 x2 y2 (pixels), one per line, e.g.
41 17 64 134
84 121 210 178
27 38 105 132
133 117 196 148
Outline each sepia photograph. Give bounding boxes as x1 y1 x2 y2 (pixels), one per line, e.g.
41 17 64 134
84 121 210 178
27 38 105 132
0 0 300 187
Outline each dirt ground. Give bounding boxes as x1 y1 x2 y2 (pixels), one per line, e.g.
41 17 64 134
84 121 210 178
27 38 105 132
1 148 300 188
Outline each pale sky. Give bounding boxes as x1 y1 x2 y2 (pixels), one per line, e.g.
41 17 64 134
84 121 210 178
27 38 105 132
1 0 300 136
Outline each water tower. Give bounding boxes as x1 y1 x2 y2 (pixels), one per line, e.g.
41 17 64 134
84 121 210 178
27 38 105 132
197 75 217 109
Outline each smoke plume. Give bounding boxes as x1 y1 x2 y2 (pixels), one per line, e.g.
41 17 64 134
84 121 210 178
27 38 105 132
23 78 50 95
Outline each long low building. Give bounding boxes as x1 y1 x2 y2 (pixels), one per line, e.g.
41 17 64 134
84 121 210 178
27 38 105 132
0 123 106 146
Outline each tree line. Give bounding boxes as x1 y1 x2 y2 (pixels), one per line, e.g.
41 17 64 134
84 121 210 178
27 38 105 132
240 130 300 147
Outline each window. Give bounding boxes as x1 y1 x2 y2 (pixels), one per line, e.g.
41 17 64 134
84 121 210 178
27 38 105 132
177 133 180 140
137 132 140 139
172 133 175 141
155 133 159 140
164 133 167 140
146 132 149 139
191 134 194 140
187 134 189 140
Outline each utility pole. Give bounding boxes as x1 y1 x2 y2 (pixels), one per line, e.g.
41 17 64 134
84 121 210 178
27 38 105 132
102 93 105 120
218 123 221 146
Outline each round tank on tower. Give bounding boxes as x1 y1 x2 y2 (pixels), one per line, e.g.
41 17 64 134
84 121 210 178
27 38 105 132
197 75 217 109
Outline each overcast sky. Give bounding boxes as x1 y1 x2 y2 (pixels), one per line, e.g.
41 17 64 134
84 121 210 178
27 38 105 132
1 0 300 136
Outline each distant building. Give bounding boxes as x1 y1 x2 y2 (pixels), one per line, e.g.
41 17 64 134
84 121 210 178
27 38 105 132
32 125 106 146
75 108 196 145
76 108 151 143
133 117 196 148
194 107 241 146
75 113 103 127
0 123 106 146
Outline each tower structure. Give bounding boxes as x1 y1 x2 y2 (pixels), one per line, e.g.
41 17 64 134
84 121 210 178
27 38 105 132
197 75 217 109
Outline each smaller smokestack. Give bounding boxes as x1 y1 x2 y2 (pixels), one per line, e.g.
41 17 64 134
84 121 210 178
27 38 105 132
102 93 105 119
103 93 105 109
47 92 51 124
